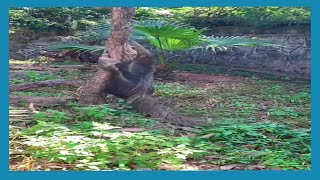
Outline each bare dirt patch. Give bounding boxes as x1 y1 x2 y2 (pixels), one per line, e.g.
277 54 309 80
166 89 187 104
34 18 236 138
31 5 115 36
173 71 247 89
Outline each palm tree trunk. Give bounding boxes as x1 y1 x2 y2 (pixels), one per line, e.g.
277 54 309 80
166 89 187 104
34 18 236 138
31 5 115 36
78 8 136 104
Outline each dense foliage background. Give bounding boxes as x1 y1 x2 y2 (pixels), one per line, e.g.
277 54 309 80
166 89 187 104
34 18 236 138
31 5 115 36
10 7 310 35
9 7 311 171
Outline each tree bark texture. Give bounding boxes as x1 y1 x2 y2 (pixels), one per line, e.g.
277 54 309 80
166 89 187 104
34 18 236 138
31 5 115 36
78 8 136 105
107 8 137 62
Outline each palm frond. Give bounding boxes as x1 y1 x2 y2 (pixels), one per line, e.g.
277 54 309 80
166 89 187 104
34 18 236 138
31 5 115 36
146 36 197 51
76 22 112 43
44 43 105 53
76 21 149 42
134 20 204 51
191 36 280 52
55 20 204 52
135 20 204 40
43 20 280 58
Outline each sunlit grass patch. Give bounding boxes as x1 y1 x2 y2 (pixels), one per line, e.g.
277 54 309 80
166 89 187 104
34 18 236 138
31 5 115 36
195 121 311 170
9 59 35 65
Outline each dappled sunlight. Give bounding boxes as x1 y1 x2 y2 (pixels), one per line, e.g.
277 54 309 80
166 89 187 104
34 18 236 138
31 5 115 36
9 7 310 171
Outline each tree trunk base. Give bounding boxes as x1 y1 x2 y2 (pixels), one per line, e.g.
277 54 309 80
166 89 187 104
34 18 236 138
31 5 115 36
78 68 110 105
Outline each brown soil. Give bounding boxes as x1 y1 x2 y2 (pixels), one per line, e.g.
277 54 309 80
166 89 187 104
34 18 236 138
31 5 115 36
173 71 247 89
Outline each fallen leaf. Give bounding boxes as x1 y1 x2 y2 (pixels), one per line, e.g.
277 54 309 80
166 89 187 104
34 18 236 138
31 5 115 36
47 165 63 169
220 164 244 170
185 133 198 137
246 165 265 170
129 164 152 170
200 133 215 138
118 128 146 132
203 156 221 160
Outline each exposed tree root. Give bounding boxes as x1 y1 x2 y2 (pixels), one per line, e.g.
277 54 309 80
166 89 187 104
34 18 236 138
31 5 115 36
48 65 97 69
127 94 209 126
10 70 55 79
10 96 76 107
10 80 84 92
10 65 97 72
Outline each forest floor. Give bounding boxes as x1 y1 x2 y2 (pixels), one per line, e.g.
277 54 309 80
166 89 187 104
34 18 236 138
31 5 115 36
9 60 311 171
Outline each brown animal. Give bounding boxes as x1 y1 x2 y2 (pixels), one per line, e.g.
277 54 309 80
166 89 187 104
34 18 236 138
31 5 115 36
80 40 208 126
98 40 154 98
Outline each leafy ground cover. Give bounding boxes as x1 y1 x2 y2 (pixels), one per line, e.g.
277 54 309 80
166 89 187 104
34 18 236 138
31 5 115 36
9 62 311 170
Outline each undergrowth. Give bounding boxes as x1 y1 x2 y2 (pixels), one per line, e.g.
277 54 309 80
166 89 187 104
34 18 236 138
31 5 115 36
9 63 311 170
